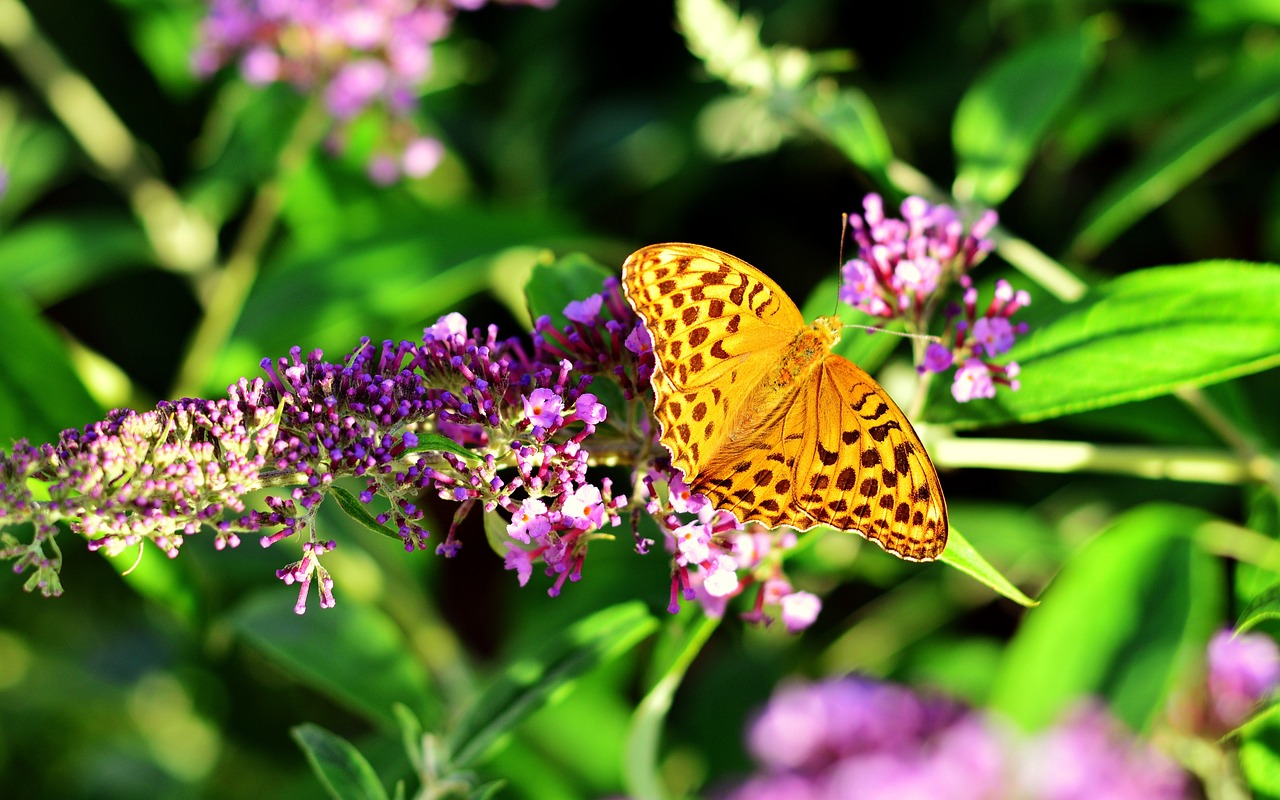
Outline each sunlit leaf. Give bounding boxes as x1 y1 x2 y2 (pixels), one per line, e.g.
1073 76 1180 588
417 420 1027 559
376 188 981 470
989 504 1223 731
953 30 1096 206
928 262 1280 428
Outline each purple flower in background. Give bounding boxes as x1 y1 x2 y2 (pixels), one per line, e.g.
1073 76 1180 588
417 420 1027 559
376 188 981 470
724 677 1190 800
1207 629 1280 729
1017 703 1188 800
193 0 556 183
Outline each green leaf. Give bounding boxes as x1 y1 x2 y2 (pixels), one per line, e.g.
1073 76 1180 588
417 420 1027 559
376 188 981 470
445 602 657 769
217 205 583 394
625 614 719 800
482 506 513 559
0 291 102 445
101 545 202 625
928 261 1280 428
231 592 439 729
808 86 893 179
1072 52 1280 259
676 0 822 93
989 503 1224 732
953 30 1097 206
939 526 1037 607
392 703 426 776
1239 583 1280 634
466 781 507 800
696 94 796 160
0 214 150 302
404 433 480 462
1241 711 1280 800
292 723 389 800
524 252 614 329
330 485 403 543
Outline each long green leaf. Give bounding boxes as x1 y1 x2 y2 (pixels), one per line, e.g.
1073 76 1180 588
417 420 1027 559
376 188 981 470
953 31 1096 206
330 485 403 543
445 602 657 769
989 503 1223 732
0 291 102 445
1239 583 1280 634
940 526 1037 607
808 86 893 179
1072 53 1280 259
625 614 720 800
232 592 438 729
928 261 1280 428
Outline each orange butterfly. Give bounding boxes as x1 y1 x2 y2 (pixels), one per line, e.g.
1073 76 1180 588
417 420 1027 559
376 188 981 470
622 243 947 561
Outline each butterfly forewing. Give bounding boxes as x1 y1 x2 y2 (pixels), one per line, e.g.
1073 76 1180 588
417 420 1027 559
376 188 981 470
623 243 803 482
621 242 948 562
622 243 802 391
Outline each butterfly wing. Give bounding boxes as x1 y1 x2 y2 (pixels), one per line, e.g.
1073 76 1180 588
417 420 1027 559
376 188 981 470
622 243 803 481
780 354 948 561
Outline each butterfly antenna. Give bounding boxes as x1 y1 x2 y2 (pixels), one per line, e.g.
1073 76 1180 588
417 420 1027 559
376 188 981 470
846 324 943 345
831 212 850 317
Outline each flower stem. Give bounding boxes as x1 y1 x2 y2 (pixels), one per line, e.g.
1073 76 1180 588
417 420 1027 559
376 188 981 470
0 0 216 271
932 436 1275 486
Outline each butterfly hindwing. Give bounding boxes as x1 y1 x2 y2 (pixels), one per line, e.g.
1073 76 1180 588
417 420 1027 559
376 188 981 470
783 355 947 560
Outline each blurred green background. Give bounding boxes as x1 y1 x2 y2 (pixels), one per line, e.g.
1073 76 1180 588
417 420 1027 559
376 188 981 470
3 0 1280 797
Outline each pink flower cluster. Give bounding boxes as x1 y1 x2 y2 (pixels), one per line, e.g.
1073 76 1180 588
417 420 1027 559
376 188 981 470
839 193 1029 403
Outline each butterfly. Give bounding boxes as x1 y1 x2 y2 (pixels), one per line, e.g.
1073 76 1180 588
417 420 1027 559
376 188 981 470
621 243 947 561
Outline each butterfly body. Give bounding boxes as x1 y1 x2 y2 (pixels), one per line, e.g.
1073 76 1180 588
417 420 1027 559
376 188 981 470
622 243 947 561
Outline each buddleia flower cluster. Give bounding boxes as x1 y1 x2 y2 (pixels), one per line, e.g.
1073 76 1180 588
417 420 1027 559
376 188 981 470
726 676 1190 800
839 193 1029 402
534 281 821 627
0 274 818 627
192 0 555 184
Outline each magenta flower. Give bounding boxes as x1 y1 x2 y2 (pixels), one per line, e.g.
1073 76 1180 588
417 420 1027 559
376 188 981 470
727 678 1189 800
951 358 996 402
840 193 1028 403
1207 629 1280 728
779 591 821 633
840 193 997 324
522 387 564 430
564 293 604 324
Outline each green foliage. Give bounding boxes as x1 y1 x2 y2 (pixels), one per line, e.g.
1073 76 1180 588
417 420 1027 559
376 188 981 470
4 0 1280 798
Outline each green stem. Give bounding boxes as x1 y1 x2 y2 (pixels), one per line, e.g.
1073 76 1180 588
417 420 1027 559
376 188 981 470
170 96 331 397
932 436 1276 486
1174 385 1280 496
0 0 217 274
